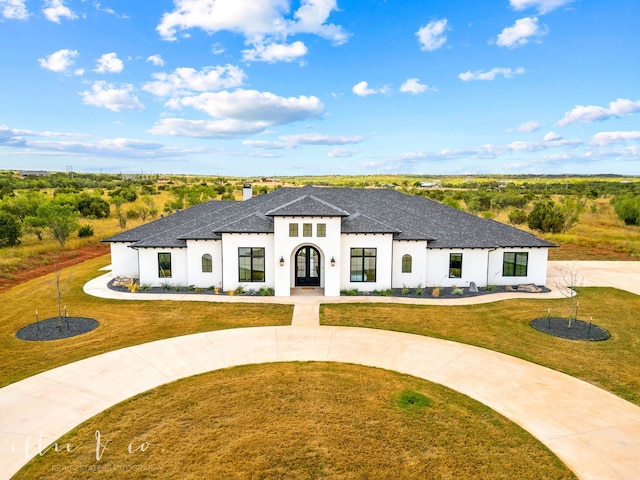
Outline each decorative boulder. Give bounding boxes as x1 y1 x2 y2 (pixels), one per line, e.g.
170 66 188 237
469 281 479 293
517 284 542 293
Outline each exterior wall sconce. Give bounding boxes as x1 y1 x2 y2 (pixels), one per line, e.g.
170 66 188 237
330 257 336 267
279 256 285 267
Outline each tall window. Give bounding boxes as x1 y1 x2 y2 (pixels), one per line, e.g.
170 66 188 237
503 252 528 277
449 253 462 278
289 223 298 237
158 252 172 278
202 254 212 273
317 223 326 237
238 247 265 282
303 223 312 237
402 254 412 273
350 248 376 282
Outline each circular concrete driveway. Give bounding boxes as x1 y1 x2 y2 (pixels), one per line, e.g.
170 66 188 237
1 261 639 479
2 325 640 480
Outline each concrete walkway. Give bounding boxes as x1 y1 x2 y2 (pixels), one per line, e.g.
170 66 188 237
1 261 639 479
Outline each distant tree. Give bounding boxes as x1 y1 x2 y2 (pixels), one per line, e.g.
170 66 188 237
0 192 45 221
76 194 110 218
35 203 79 247
527 200 565 233
612 194 640 226
558 197 585 232
508 209 528 225
24 214 47 241
0 211 22 246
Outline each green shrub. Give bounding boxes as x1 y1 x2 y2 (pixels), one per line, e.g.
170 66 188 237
508 209 528 225
78 224 94 238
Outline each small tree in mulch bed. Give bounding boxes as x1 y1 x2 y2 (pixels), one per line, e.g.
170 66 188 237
52 269 73 331
555 264 583 328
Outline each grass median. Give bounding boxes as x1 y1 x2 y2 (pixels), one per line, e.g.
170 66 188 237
15 362 576 480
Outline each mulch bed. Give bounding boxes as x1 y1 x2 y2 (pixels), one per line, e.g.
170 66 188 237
530 317 610 341
16 317 99 342
344 286 551 299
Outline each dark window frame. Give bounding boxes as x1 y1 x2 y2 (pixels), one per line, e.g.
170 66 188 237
401 254 412 273
158 252 172 278
503 252 529 277
202 254 212 273
303 223 312 237
449 253 463 278
238 247 266 282
350 248 377 282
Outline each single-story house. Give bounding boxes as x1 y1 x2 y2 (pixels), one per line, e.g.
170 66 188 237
103 185 555 296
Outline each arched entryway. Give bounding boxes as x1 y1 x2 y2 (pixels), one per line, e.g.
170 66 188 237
295 246 320 287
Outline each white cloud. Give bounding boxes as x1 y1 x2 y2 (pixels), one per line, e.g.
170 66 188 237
243 139 289 149
590 131 640 147
242 40 308 63
146 54 165 67
496 17 547 48
80 81 145 112
328 148 359 158
94 53 124 73
543 131 562 142
289 0 349 44
1 0 28 19
458 67 525 81
43 0 77 23
38 49 79 73
416 18 448 51
143 65 245 97
400 78 432 95
176 90 323 125
244 133 363 149
149 118 267 138
510 0 574 14
156 0 348 62
558 98 640 126
352 81 390 97
512 120 541 132
279 133 364 146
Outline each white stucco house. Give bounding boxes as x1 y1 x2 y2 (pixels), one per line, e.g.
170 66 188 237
103 185 555 296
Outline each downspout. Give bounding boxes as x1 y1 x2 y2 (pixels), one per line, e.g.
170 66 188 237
486 247 498 287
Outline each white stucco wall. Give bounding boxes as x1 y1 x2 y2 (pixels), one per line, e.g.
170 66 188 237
272 217 343 296
425 249 489 288
186 240 222 289
220 233 274 292
137 247 188 287
109 242 139 278
487 247 549 286
391 240 428 288
340 233 393 292
425 247 550 288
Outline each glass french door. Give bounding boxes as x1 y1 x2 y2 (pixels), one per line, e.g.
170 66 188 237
295 246 320 286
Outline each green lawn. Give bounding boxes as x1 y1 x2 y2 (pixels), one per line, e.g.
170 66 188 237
15 363 576 480
321 288 640 405
0 255 292 387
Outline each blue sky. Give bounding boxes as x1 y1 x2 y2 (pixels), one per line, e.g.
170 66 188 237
0 0 638 176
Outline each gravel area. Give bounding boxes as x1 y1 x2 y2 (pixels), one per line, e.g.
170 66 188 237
530 317 610 341
16 317 99 342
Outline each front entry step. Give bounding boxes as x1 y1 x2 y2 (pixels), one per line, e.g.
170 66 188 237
290 287 324 296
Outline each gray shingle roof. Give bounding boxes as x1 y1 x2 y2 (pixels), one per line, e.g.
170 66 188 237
103 186 555 249
265 194 349 217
